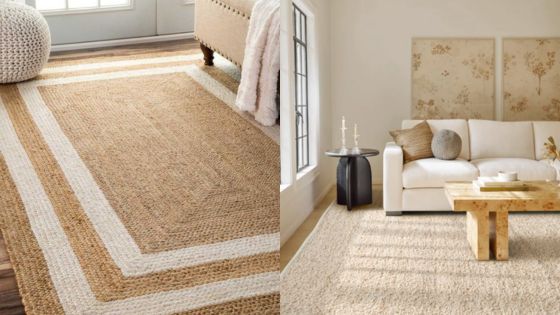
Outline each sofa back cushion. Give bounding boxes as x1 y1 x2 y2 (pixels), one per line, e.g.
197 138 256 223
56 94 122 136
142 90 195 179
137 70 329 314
390 121 434 163
533 121 560 160
402 119 470 160
469 120 534 160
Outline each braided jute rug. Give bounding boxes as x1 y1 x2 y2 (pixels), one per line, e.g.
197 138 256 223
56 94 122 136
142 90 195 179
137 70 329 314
0 48 279 314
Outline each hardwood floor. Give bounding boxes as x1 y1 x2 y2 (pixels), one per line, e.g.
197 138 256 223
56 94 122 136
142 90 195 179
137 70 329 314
0 38 202 315
280 185 383 271
0 233 24 315
49 38 201 61
280 187 336 270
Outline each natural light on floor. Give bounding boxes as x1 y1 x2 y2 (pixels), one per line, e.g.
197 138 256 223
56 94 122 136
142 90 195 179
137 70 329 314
36 0 130 11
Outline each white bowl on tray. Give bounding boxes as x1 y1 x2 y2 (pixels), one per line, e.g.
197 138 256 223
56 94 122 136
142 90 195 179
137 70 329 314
497 171 518 182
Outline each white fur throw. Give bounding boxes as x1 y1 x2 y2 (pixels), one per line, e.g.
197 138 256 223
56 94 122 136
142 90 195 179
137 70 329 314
235 0 280 126
0 2 51 83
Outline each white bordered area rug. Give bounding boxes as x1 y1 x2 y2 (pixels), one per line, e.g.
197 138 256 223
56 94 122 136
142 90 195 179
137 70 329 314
0 49 279 314
281 190 560 314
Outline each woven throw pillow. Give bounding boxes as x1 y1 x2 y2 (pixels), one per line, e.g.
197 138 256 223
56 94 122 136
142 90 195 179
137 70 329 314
390 121 434 163
432 129 462 160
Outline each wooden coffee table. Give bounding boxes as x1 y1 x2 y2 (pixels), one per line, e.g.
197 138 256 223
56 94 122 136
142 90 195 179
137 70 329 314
444 181 560 261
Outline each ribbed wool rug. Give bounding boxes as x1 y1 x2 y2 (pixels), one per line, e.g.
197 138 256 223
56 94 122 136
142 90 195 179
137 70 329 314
0 49 279 314
282 191 560 314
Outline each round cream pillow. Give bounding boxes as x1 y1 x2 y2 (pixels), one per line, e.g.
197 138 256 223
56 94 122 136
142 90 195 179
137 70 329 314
0 2 51 83
431 129 462 160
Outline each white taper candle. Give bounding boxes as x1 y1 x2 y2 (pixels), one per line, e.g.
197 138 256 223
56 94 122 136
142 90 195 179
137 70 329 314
354 123 359 147
341 116 347 149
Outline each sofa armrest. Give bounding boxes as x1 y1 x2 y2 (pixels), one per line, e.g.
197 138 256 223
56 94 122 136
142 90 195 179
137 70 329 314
383 142 403 214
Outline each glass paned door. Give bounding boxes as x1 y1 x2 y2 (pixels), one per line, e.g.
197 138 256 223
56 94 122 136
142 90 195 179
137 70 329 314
32 0 195 45
36 0 131 11
156 0 195 35
31 0 157 45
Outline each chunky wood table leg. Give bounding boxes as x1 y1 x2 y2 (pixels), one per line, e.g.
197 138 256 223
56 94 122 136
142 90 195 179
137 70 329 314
489 211 509 260
466 211 489 260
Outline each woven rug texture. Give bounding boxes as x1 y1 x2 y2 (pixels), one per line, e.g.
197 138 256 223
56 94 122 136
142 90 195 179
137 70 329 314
0 49 279 314
282 190 560 314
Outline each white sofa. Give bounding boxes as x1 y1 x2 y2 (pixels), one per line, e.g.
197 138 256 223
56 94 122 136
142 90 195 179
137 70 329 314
383 119 560 216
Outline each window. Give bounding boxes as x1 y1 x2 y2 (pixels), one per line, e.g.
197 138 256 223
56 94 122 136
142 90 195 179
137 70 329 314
36 0 132 13
280 1 316 187
293 4 309 172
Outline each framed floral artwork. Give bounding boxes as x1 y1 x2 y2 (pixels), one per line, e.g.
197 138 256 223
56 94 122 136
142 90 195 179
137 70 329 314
503 38 560 121
412 38 495 120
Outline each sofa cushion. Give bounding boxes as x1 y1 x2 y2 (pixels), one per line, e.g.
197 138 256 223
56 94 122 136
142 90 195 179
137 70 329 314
432 129 462 160
402 119 470 160
402 158 479 188
469 120 535 160
533 121 560 160
390 121 434 163
471 158 556 181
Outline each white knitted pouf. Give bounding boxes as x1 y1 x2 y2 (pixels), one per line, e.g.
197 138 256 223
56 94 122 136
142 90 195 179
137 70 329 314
0 1 51 83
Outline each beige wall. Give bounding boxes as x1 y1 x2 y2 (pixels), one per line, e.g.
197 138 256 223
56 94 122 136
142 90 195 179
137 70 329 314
330 0 560 181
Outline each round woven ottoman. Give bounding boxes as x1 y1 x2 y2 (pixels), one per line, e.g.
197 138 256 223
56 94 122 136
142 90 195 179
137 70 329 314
0 2 51 84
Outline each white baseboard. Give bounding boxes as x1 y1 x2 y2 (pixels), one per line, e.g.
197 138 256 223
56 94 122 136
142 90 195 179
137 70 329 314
51 33 195 52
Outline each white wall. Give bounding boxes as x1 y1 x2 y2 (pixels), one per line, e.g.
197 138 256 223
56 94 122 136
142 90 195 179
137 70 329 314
330 0 560 181
280 0 334 245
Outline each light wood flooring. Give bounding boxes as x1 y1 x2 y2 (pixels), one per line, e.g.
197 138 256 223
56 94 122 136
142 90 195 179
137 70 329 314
48 39 200 62
0 234 24 315
280 185 383 271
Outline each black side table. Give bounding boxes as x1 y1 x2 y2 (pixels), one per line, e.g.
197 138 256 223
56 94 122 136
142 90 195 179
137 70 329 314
325 148 379 210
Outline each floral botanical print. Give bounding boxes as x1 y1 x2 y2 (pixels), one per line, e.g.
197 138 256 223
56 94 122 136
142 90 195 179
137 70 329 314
503 38 560 121
412 39 495 120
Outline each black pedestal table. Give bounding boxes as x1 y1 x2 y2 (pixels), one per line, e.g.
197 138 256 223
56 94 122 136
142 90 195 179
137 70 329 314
325 148 379 210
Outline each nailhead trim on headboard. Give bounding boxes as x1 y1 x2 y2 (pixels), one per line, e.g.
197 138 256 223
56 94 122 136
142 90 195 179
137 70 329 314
209 0 251 20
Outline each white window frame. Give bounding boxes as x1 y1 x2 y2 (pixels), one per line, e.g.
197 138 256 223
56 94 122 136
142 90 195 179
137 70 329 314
293 3 309 172
31 0 134 16
280 0 319 190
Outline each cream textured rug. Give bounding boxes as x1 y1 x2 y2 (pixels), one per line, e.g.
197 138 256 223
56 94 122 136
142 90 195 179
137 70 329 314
282 190 560 314
0 49 279 314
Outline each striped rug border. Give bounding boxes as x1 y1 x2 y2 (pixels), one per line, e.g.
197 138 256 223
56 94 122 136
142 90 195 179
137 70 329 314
0 52 279 314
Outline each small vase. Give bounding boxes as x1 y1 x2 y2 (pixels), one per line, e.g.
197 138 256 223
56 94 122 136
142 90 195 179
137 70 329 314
547 159 560 182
